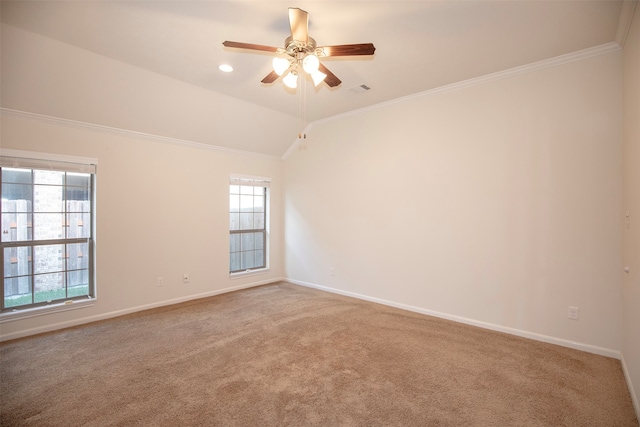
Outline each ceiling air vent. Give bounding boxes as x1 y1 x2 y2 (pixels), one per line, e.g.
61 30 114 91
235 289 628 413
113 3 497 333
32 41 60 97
349 84 371 94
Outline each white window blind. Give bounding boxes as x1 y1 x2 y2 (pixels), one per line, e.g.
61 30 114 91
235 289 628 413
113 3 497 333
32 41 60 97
229 176 270 188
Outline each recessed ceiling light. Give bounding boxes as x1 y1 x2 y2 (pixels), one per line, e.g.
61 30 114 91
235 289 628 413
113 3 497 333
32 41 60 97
218 64 233 73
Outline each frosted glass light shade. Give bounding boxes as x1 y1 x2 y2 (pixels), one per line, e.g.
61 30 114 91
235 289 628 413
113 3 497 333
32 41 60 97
272 57 290 76
302 54 320 74
283 71 298 89
311 70 327 86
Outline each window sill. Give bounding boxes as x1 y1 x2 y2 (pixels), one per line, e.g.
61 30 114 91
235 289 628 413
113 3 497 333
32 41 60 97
0 298 95 323
230 268 270 279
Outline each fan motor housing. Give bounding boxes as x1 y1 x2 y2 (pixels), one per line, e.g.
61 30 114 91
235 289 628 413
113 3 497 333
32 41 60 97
284 36 317 56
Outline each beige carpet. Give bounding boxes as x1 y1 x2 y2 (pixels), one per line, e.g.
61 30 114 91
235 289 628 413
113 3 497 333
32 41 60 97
1 281 637 426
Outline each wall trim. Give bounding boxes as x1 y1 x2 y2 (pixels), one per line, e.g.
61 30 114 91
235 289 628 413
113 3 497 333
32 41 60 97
0 108 281 161
0 277 285 342
0 277 634 416
621 353 640 420
312 42 622 128
1 275 629 398
0 299 96 324
2 42 623 163
287 278 621 360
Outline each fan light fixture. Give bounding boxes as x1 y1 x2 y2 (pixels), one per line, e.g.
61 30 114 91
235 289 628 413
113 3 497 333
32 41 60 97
302 54 319 74
310 69 327 86
283 71 298 89
273 52 325 87
272 57 290 76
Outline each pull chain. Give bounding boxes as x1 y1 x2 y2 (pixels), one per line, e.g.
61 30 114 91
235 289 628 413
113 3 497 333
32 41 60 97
298 75 307 139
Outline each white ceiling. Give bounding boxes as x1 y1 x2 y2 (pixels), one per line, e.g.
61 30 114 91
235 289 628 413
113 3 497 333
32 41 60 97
0 0 629 154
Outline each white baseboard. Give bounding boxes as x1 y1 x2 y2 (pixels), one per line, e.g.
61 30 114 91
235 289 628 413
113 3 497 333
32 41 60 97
288 278 621 360
1 275 623 362
621 353 640 421
0 277 285 342
4 276 633 418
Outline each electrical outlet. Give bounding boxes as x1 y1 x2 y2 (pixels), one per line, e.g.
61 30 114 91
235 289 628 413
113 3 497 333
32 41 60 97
568 306 579 320
157 277 164 287
183 273 190 283
329 267 335 276
626 210 630 229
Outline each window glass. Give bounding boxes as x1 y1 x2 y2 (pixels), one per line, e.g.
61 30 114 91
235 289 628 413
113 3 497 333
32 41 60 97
2 168 32 184
229 178 268 273
33 213 65 240
1 160 95 311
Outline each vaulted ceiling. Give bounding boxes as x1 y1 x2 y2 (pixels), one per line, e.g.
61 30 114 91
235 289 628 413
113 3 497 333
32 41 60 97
0 1 632 157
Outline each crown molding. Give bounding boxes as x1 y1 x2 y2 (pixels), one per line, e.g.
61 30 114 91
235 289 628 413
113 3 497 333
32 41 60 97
2 40 623 161
0 108 282 161
616 0 638 47
313 42 622 128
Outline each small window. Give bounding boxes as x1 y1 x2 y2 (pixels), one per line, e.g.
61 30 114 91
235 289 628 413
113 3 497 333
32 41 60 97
1 154 96 312
229 176 269 274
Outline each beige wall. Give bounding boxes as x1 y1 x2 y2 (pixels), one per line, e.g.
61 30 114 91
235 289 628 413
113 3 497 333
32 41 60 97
622 4 640 417
284 51 623 356
0 112 284 339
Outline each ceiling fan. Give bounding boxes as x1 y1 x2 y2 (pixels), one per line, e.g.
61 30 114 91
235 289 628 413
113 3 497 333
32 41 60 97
222 7 376 89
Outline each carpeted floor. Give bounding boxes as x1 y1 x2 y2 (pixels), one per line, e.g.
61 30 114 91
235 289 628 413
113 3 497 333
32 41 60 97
1 281 638 426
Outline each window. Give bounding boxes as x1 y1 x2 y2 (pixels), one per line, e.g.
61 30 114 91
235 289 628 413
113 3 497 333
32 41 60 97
229 176 269 274
1 154 96 312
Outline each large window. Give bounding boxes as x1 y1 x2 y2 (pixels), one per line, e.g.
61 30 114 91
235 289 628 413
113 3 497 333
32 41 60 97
1 154 96 312
229 176 269 274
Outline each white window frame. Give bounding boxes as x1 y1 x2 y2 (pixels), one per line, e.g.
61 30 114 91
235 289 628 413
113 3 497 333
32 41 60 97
0 149 97 321
229 174 270 278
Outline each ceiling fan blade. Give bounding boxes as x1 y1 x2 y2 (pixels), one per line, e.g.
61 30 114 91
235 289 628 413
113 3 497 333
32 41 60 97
317 43 376 57
318 63 341 87
288 8 309 43
261 70 280 84
223 41 279 53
